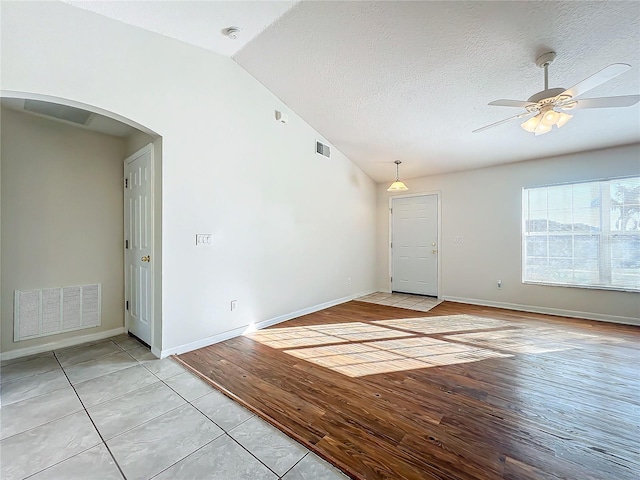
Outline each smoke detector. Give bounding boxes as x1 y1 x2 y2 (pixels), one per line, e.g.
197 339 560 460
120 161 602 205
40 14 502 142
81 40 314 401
223 27 241 40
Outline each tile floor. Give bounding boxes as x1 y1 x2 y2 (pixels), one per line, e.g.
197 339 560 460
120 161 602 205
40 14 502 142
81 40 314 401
0 335 347 480
356 291 441 312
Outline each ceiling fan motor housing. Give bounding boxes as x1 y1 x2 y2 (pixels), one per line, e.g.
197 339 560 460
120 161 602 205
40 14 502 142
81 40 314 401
527 88 567 104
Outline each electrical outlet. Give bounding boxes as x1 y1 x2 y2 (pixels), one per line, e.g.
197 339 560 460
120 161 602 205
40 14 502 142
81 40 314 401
347 277 352 285
497 280 502 289
230 300 237 311
453 236 464 244
196 234 213 246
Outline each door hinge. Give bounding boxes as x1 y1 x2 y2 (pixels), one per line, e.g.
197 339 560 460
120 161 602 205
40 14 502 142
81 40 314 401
390 277 393 283
124 178 128 188
390 242 393 248
125 239 129 249
390 208 393 214
126 300 129 311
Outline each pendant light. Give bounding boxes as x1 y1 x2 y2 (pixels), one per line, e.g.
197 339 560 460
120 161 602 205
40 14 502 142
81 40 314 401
387 160 409 192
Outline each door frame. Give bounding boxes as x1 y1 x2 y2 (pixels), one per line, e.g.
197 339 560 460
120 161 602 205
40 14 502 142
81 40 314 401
124 143 155 348
388 192 442 298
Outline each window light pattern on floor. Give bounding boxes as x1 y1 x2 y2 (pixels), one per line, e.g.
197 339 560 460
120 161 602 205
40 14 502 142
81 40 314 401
284 336 511 377
246 314 594 378
445 326 598 354
245 322 413 349
374 314 512 334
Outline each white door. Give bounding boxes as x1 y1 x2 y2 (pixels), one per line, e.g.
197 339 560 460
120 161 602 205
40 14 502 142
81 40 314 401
391 195 438 296
124 145 153 345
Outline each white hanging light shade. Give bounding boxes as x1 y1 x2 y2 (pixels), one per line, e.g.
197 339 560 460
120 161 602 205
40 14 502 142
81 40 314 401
556 112 573 128
521 107 573 135
387 160 409 192
521 115 542 133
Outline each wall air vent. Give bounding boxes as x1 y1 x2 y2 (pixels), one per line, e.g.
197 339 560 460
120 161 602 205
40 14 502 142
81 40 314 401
23 99 93 125
14 284 102 341
316 140 331 158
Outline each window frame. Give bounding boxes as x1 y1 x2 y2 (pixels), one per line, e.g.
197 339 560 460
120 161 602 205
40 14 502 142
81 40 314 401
521 176 640 293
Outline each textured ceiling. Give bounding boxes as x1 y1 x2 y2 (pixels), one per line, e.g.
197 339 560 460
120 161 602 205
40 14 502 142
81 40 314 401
60 1 640 183
62 1 298 57
235 1 640 182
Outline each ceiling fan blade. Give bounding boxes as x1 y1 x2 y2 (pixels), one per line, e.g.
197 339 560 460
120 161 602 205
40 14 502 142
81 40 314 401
560 95 640 110
473 112 533 133
558 63 631 100
488 99 535 108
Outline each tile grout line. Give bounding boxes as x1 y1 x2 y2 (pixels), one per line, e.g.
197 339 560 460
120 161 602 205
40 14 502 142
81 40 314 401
79 354 190 442
224 431 285 478
52 343 129 480
146 435 222 480
188 396 256 435
3 337 168 479
51 340 189 480
130 375 274 479
9 337 332 479
278 451 310 479
137 370 266 479
185 398 286 477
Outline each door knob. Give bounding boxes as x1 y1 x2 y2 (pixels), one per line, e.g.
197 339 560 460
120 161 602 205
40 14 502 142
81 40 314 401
141 255 151 262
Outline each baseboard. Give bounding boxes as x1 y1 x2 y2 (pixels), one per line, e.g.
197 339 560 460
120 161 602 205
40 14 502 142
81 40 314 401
0 327 126 361
252 290 377 331
441 296 640 327
160 291 376 358
151 345 162 359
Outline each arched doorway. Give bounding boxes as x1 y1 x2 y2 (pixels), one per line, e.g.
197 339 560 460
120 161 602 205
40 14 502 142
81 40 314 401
0 90 163 359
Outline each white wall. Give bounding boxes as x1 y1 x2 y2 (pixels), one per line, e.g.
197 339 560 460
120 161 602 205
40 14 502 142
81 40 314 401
377 144 640 324
1 107 127 353
0 1 377 355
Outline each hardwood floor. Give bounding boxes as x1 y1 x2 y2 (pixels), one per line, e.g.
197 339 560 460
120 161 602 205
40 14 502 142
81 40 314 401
176 301 640 480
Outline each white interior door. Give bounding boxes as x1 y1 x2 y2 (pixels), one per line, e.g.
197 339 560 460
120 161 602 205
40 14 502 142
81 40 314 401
391 195 438 296
124 145 153 345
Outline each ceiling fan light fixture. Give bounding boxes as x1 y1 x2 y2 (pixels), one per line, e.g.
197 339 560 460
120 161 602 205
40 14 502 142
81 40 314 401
521 109 573 135
387 160 409 192
475 53 637 135
541 109 560 126
521 114 541 133
556 112 573 128
534 122 552 135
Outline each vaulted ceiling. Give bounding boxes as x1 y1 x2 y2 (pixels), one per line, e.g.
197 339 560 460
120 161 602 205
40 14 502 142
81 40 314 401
63 1 640 182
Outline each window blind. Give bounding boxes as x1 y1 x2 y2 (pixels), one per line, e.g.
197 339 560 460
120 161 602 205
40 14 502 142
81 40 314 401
522 176 640 292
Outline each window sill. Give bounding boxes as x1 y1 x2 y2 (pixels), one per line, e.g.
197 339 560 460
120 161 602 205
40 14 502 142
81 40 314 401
522 280 639 294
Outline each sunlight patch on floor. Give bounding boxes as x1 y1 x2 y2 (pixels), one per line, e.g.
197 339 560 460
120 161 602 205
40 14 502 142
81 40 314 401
375 314 513 334
245 322 413 349
284 333 511 377
246 315 598 377
445 326 592 354
333 358 433 377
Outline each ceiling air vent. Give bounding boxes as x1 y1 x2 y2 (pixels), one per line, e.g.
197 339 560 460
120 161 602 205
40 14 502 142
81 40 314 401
23 99 93 125
316 140 331 158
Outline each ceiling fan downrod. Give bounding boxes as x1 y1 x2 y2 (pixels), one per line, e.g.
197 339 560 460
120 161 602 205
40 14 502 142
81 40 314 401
536 52 557 92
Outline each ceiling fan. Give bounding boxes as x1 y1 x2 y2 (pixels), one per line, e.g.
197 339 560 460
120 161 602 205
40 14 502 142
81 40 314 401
473 52 640 135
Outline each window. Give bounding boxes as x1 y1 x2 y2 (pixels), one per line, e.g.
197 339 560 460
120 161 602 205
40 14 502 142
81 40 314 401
522 176 640 292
